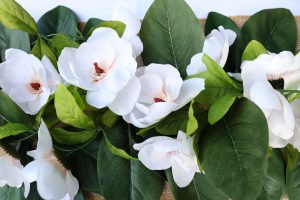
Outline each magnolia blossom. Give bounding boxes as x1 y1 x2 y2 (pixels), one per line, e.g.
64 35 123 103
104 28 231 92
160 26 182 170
21 121 79 200
58 27 140 115
133 131 200 187
112 1 143 57
0 49 61 115
186 26 236 76
123 64 205 128
0 147 29 192
241 62 295 148
288 99 300 150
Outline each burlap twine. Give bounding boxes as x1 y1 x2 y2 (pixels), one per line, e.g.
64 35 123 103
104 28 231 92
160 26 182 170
84 16 298 200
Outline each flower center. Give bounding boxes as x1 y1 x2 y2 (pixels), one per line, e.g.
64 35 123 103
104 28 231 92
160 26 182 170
28 80 43 95
30 82 41 91
154 98 165 103
93 62 106 81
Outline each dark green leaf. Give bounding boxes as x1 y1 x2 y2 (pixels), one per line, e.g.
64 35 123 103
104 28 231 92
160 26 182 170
52 128 97 145
241 40 268 62
166 170 228 200
38 6 78 36
0 186 25 200
237 8 297 69
257 149 285 200
97 120 164 200
208 94 236 125
69 137 102 194
156 110 188 136
140 0 205 77
101 110 119 128
32 37 57 65
83 18 103 38
286 150 300 200
0 123 31 139
198 98 269 200
0 0 38 34
54 84 95 129
0 91 32 127
0 22 30 61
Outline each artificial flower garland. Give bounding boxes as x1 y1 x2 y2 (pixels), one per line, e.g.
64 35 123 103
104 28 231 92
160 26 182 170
0 0 299 199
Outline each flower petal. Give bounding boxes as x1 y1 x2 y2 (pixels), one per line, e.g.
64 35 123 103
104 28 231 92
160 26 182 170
145 64 181 82
171 157 196 188
5 48 28 60
186 53 206 76
86 88 117 109
41 56 61 94
65 171 79 200
174 78 205 109
109 76 141 115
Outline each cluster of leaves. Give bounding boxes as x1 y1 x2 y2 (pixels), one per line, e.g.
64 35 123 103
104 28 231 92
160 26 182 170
0 0 299 200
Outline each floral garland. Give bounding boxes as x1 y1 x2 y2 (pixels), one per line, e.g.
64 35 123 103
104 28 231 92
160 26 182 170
0 0 299 199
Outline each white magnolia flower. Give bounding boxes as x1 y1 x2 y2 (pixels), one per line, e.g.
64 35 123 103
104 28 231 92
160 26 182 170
58 27 140 115
241 62 295 148
123 64 205 128
241 51 300 81
112 1 143 57
288 99 300 151
21 121 79 200
0 147 29 193
187 26 236 76
0 49 61 115
133 131 200 187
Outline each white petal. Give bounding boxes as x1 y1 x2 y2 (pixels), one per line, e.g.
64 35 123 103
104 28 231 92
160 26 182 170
133 136 176 151
25 88 50 115
36 121 53 154
41 56 61 94
37 161 68 200
21 160 41 183
8 86 37 103
129 36 143 57
249 81 281 110
5 48 28 60
171 157 196 187
109 76 141 115
65 171 79 200
177 131 195 157
186 53 206 76
145 64 182 82
138 74 163 104
86 88 117 109
241 62 268 91
0 158 23 187
284 70 300 90
174 78 205 109
87 27 120 43
145 102 177 124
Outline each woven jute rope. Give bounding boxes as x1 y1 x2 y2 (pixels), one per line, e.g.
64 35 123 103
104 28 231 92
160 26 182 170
85 16 299 200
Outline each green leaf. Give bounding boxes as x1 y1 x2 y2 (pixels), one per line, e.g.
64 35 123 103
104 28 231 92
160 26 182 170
103 130 137 160
186 101 198 135
0 91 32 127
241 40 268 62
166 170 228 200
32 37 57 65
37 6 78 36
208 94 236 125
54 84 95 129
156 110 189 136
69 136 102 194
52 128 97 145
140 0 205 77
86 21 126 38
283 144 300 170
194 54 242 105
0 22 30 61
49 34 79 55
237 8 297 69
204 12 241 72
0 0 37 34
0 186 25 200
68 86 86 110
198 98 269 200
97 120 164 200
0 123 31 139
286 150 300 200
257 149 285 200
83 18 103 38
101 110 119 128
